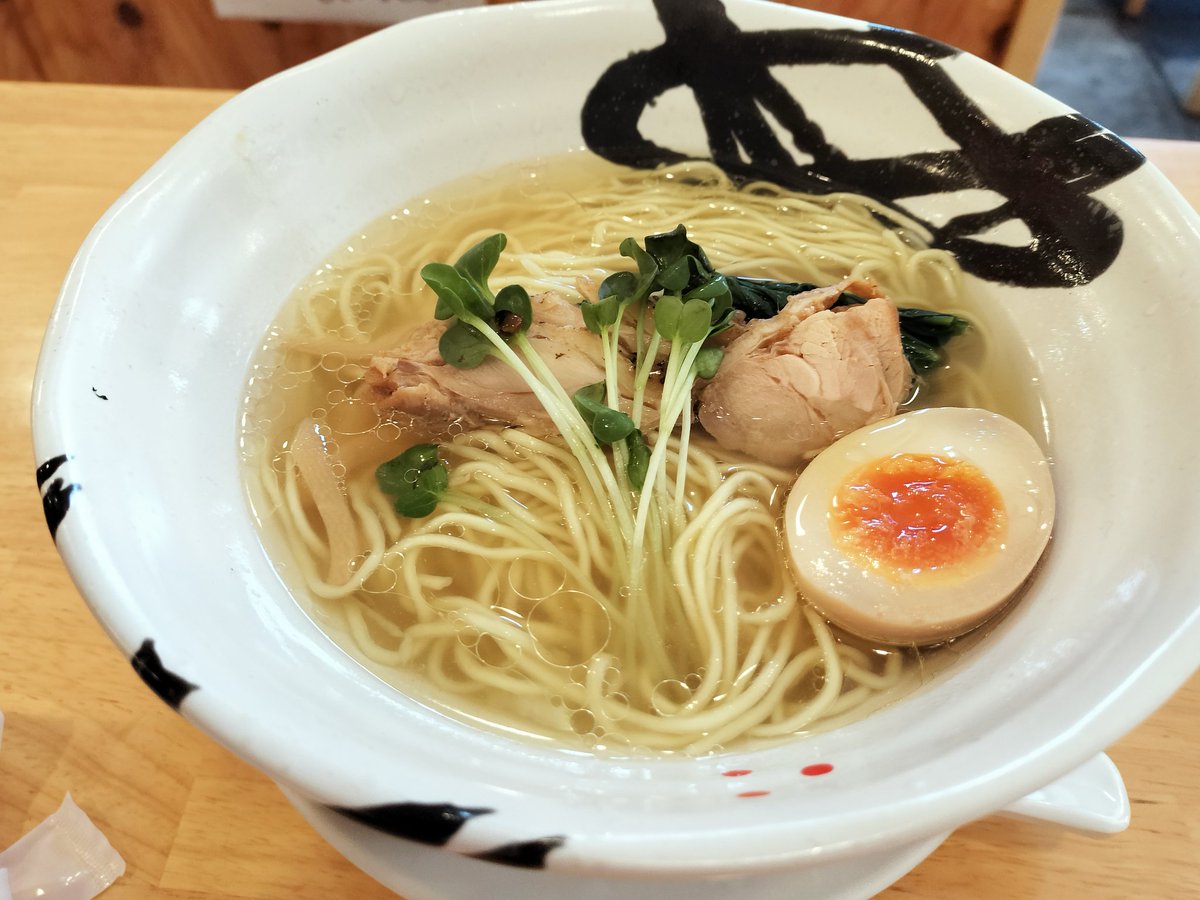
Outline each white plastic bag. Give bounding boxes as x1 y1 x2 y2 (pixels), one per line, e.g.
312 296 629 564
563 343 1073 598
0 795 124 900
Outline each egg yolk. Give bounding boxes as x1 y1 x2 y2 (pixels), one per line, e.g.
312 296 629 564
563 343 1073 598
831 453 1005 574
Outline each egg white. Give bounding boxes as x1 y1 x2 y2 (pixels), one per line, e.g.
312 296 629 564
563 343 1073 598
784 407 1055 646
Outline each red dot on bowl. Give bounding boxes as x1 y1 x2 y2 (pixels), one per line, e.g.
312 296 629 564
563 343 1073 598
737 790 770 798
722 769 752 777
801 763 834 777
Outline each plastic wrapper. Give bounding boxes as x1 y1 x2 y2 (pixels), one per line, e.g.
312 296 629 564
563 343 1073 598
0 794 124 900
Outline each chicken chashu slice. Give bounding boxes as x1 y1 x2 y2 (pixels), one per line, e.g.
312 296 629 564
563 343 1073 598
697 279 911 468
362 290 657 434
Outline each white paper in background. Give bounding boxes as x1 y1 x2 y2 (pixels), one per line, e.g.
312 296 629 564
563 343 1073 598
212 0 485 25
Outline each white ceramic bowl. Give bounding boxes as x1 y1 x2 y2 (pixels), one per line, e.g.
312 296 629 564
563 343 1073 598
32 0 1200 893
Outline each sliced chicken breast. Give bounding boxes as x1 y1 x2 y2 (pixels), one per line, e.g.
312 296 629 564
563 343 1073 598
362 291 656 434
697 279 911 468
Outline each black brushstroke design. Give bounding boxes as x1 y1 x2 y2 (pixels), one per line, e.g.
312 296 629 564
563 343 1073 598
92 387 109 400
37 455 80 541
471 835 565 869
41 480 79 542
41 479 79 541
37 454 69 488
582 0 1144 288
333 802 493 846
131 639 198 710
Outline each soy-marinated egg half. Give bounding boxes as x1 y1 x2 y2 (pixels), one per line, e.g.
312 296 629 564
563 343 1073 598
784 407 1054 646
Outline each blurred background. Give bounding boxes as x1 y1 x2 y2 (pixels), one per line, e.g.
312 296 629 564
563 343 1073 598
1 0 1196 138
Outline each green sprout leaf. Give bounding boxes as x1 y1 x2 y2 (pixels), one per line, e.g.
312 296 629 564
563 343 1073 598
694 347 724 379
657 256 694 293
599 270 638 302
593 409 637 444
653 294 684 340
619 237 658 280
581 274 628 336
454 233 506 294
580 299 603 335
573 383 636 445
376 443 449 518
677 297 714 344
598 295 624 328
685 273 731 303
580 295 624 335
617 238 662 299
711 297 735 332
624 429 650 491
422 262 493 321
643 225 713 277
494 284 533 338
438 321 492 369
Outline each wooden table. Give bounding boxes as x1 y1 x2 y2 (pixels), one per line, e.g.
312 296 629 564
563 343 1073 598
1 81 1197 899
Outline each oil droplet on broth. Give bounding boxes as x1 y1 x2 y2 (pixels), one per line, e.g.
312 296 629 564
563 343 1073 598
507 552 568 601
475 633 518 670
326 399 379 435
651 679 693 716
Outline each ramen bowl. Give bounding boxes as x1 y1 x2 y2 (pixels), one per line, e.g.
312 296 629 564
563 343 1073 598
31 0 1200 896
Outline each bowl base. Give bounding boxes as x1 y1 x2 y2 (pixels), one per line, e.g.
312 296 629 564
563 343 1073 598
281 785 949 900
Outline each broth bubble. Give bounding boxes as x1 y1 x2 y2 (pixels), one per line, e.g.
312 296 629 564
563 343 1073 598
327 399 379 435
475 633 517 669
320 352 348 372
529 593 610 667
570 709 596 735
507 552 567 601
651 680 693 716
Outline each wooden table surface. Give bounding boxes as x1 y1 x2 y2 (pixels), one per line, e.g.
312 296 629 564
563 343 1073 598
1 80 1197 899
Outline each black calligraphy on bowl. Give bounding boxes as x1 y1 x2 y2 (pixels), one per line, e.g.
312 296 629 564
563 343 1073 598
582 0 1144 289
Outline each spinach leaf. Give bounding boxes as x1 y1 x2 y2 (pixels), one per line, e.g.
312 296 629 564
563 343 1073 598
901 334 946 374
897 307 970 344
725 276 817 319
895 308 970 373
832 294 970 373
720 280 974 374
